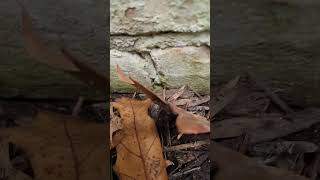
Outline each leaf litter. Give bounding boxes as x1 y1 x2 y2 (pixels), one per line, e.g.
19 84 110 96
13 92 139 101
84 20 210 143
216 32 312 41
111 66 210 179
112 98 168 180
0 101 108 180
212 73 320 180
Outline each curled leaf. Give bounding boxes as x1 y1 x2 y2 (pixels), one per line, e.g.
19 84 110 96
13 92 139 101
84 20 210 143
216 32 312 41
171 105 210 134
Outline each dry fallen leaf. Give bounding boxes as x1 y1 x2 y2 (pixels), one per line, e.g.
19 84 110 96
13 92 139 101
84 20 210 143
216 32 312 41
211 142 308 180
0 110 107 180
112 97 168 180
170 105 210 134
110 102 124 149
116 65 210 135
17 0 78 71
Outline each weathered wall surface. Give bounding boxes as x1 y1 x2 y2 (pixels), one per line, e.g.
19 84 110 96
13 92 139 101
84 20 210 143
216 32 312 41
213 0 320 106
0 0 107 99
110 0 210 94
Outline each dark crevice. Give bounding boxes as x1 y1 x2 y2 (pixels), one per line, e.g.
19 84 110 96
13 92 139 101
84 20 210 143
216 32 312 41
110 29 209 37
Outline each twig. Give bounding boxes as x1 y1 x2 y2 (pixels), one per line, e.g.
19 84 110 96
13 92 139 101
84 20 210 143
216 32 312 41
187 96 210 108
246 72 294 114
168 85 186 102
166 120 171 147
171 167 201 179
132 92 136 98
63 120 80 180
72 96 84 116
169 164 182 176
164 140 209 152
188 85 201 97
163 88 166 100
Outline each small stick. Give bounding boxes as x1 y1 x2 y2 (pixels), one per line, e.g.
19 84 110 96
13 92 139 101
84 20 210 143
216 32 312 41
168 85 186 102
166 120 171 146
164 140 209 152
246 72 294 114
188 85 201 97
187 96 210 108
171 167 201 179
163 88 166 100
72 96 84 116
132 92 136 98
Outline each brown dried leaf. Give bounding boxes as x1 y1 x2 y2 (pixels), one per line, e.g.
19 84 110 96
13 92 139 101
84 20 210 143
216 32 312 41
171 105 210 134
110 102 123 149
0 110 108 180
211 142 308 180
116 64 134 84
116 66 210 135
112 97 168 180
175 98 192 106
17 0 78 71
167 85 186 102
115 65 170 111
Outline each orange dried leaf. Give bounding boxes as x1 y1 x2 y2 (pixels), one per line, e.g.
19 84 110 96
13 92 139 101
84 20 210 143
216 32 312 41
130 78 171 112
110 102 124 149
17 0 78 71
171 105 210 134
116 65 170 112
112 98 168 180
